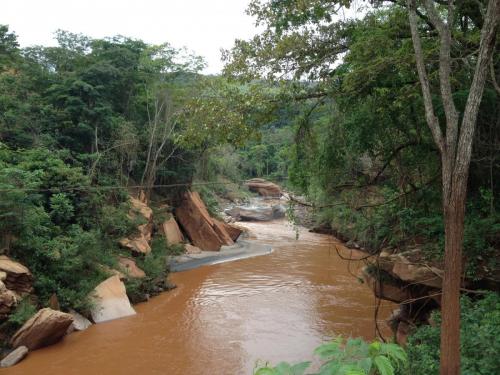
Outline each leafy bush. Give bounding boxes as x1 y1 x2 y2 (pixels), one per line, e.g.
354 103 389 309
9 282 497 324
407 292 500 375
125 237 178 303
7 299 37 328
254 337 407 375
0 146 129 311
196 184 221 217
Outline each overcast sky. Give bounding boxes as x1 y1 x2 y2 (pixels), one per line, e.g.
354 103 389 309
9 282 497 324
1 0 258 74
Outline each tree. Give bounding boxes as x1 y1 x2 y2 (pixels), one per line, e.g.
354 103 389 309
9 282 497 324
224 2 500 374
406 1 500 373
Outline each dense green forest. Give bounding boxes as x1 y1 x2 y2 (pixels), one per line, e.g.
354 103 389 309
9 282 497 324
0 0 499 373
0 27 256 316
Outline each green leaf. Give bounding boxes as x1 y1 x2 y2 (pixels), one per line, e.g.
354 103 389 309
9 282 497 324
289 362 311 375
373 355 394 375
318 360 342 375
314 337 343 359
356 357 372 373
380 343 407 367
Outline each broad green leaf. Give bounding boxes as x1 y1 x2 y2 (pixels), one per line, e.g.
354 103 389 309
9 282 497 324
380 343 407 367
356 357 372 373
318 360 343 375
339 364 366 375
373 355 394 375
314 337 343 359
274 362 292 373
289 361 311 375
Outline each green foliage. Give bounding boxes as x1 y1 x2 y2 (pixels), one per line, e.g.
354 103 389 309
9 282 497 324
407 292 500 375
0 146 127 311
254 337 407 375
7 299 37 328
125 237 179 304
224 0 500 282
0 24 258 316
195 184 222 217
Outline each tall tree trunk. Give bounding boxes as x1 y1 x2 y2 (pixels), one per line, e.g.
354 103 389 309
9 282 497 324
440 171 467 375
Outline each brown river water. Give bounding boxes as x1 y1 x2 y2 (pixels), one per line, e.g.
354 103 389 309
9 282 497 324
4 219 393 375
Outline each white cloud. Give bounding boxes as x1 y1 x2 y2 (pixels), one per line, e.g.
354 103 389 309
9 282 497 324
1 0 258 74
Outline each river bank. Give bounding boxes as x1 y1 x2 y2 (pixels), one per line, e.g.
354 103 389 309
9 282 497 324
2 218 394 374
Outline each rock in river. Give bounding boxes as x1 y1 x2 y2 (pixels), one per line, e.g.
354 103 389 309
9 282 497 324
176 191 235 251
11 308 73 350
0 346 29 368
224 204 286 222
90 275 136 323
244 178 282 197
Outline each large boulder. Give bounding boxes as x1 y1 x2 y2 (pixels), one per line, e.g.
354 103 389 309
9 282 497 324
118 257 146 279
0 256 33 295
245 178 282 197
90 275 136 323
378 251 444 289
10 308 73 350
224 204 286 221
176 191 234 251
161 217 184 245
0 346 29 368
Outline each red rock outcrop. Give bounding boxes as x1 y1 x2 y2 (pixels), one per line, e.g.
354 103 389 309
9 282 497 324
245 178 282 197
161 217 184 245
11 308 73 350
176 191 235 251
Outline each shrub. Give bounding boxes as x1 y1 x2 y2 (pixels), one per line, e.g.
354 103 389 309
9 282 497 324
0 146 127 311
407 292 500 375
7 299 37 328
254 337 407 375
125 237 177 303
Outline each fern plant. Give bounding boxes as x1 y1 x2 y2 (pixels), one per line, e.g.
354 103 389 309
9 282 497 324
254 337 407 375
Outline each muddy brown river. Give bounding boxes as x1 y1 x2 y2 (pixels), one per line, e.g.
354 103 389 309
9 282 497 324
4 220 393 375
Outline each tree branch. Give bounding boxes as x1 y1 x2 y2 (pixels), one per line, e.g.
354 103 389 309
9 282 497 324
407 0 445 153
